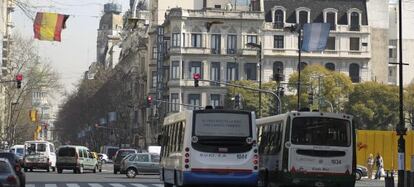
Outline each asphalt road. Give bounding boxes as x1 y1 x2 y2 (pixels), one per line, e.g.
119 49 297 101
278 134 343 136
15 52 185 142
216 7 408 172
25 164 388 187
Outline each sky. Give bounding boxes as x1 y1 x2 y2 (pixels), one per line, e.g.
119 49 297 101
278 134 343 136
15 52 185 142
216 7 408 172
13 0 129 96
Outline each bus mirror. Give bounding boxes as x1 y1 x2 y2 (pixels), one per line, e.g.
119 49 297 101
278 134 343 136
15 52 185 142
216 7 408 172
191 136 198 143
246 137 253 144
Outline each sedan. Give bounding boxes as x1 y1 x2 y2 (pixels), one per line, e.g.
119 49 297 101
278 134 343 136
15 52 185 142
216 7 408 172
120 153 160 178
0 152 25 187
356 165 368 180
0 158 20 187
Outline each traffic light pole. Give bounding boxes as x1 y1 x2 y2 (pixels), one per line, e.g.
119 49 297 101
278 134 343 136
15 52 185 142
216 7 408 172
198 79 282 115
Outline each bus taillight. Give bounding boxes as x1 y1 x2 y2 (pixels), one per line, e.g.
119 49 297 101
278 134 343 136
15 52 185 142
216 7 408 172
185 159 190 163
253 154 259 170
185 153 190 158
184 147 190 169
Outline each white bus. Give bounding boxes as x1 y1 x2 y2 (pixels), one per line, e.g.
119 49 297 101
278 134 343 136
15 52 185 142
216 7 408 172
256 112 356 187
160 109 258 187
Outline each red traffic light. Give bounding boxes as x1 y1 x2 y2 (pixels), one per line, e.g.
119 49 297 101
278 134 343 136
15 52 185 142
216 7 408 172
192 73 201 80
16 74 23 81
147 96 153 101
147 96 153 106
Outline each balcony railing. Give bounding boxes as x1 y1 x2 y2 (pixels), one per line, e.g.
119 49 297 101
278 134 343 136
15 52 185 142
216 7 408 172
211 48 220 54
350 25 360 31
227 49 237 54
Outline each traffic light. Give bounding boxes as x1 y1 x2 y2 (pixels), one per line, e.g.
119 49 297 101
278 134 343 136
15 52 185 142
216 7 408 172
16 74 23 89
147 95 153 107
308 92 314 105
234 94 242 109
193 73 200 87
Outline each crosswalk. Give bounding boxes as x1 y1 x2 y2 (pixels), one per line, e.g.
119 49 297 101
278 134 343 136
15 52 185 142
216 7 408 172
26 183 164 187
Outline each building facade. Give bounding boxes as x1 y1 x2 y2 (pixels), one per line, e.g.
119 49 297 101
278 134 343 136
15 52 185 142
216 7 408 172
388 2 414 85
262 0 371 85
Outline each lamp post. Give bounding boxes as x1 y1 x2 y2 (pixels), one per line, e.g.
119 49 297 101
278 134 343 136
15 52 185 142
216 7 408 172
284 24 302 110
246 42 262 117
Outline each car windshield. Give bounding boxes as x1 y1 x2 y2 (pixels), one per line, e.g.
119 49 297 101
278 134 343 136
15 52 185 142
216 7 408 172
15 148 24 155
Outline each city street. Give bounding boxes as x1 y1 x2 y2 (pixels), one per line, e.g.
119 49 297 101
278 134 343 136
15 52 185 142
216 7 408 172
24 164 390 187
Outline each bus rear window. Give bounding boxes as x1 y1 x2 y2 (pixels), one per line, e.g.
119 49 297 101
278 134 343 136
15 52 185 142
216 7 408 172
194 112 251 137
291 117 351 147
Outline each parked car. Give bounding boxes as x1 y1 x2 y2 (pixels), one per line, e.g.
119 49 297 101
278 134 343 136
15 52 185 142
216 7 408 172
119 153 160 178
356 165 368 180
113 149 138 174
0 158 20 187
0 152 25 187
98 153 110 164
56 145 99 174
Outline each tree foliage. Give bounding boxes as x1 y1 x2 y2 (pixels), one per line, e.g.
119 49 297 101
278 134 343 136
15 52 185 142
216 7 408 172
288 64 354 112
345 82 399 130
4 33 61 144
405 83 414 128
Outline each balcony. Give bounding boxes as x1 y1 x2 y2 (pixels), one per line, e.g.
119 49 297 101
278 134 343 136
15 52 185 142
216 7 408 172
211 48 220 55
227 49 237 55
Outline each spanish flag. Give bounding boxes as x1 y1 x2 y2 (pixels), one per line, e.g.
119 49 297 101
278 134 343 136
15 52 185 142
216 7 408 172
34 12 69 42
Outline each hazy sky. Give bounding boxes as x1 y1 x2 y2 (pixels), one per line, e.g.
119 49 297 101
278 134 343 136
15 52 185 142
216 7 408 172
14 0 129 95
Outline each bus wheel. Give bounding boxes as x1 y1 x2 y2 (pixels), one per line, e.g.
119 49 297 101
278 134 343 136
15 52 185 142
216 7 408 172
258 170 269 187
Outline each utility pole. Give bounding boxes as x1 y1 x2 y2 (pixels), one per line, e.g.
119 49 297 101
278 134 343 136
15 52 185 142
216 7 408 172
397 0 406 186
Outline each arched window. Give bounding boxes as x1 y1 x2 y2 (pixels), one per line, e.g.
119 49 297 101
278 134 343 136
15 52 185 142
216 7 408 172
274 10 284 29
325 63 335 71
326 12 336 30
349 63 360 83
299 62 308 71
273 61 284 81
350 12 360 31
299 11 308 26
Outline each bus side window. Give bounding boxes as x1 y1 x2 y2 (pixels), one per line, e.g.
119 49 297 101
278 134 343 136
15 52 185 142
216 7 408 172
173 123 178 152
177 122 183 152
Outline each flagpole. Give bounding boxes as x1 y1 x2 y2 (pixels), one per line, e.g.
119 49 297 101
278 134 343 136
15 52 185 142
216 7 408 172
297 26 302 111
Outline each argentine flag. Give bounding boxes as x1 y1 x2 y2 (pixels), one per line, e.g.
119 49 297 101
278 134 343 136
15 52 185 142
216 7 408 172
301 23 330 52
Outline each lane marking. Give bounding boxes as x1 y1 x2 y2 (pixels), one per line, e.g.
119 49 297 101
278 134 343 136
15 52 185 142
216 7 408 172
45 184 58 187
67 184 81 187
151 184 164 187
26 184 36 187
130 184 148 187
88 183 104 187
110 183 126 187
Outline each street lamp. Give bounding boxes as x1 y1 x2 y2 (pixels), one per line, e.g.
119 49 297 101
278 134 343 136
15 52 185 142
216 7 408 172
246 42 262 117
284 24 302 110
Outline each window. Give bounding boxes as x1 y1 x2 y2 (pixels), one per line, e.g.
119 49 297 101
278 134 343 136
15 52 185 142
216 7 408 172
273 35 284 49
171 93 179 112
210 94 221 107
227 35 237 54
210 62 220 86
171 61 180 79
211 34 221 54
182 33 186 47
350 12 360 31
326 12 336 30
244 63 257 80
188 94 201 109
135 154 150 162
326 37 335 50
349 63 360 83
273 61 284 81
274 10 284 29
299 11 309 26
151 71 157 88
247 35 257 44
389 48 396 58
49 144 55 153
227 62 238 81
172 33 180 47
152 47 157 59
191 34 202 48
325 63 335 71
350 37 360 51
189 62 202 79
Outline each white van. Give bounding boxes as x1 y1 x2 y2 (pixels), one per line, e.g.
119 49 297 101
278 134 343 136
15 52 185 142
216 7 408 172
23 141 56 172
9 145 25 159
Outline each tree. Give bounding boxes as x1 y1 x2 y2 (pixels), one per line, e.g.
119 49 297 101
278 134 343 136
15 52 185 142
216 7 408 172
405 83 414 128
4 34 61 144
224 80 278 117
287 64 354 112
345 82 399 130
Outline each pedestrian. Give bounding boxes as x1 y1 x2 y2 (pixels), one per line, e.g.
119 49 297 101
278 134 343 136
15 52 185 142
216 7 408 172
367 153 374 179
375 153 384 179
